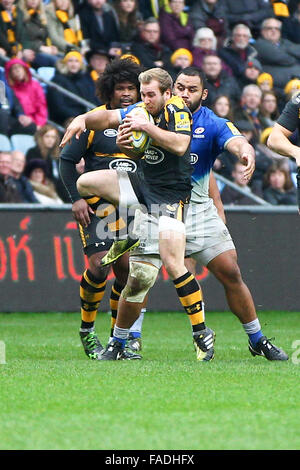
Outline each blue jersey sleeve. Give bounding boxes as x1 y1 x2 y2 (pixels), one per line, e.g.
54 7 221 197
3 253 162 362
215 118 242 151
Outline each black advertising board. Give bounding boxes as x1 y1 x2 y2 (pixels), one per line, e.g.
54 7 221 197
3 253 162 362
0 206 299 312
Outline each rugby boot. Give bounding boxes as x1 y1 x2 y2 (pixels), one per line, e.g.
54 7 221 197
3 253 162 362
193 327 215 361
248 336 289 361
100 237 140 266
99 339 142 360
127 333 142 352
80 330 104 360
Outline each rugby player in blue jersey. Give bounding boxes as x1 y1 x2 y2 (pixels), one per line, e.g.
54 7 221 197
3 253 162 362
114 67 289 361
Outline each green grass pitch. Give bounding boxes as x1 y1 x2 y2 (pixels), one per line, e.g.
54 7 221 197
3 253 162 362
0 311 299 450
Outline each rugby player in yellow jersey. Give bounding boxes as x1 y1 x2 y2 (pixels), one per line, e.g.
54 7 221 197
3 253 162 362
60 68 215 361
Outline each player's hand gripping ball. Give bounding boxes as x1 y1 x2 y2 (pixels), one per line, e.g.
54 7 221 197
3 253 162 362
127 107 154 155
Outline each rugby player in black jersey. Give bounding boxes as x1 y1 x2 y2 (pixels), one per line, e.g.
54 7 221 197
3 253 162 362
267 91 300 213
60 68 215 361
60 58 145 360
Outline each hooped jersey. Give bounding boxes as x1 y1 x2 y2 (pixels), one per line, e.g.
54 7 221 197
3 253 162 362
190 106 242 204
60 104 138 174
119 96 193 193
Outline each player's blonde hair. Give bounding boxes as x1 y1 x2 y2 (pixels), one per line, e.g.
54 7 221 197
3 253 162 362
138 68 173 94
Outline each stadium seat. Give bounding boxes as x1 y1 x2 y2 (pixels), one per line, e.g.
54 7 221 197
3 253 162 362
11 134 35 153
37 67 55 91
0 133 12 151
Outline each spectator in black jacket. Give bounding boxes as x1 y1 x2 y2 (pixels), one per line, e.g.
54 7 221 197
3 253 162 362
221 161 259 205
78 0 120 52
189 0 228 48
219 24 261 87
263 162 297 205
202 54 241 107
131 17 172 70
47 50 100 126
0 151 22 202
10 150 38 202
223 0 274 38
253 17 300 88
0 0 26 60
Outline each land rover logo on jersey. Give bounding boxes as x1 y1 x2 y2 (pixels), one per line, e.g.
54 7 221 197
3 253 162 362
194 127 204 134
144 146 165 164
104 129 118 137
190 153 198 164
109 159 137 172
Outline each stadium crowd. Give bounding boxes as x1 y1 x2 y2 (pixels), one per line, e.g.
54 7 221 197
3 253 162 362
0 0 300 205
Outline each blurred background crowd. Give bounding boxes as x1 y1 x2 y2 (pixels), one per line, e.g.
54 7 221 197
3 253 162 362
0 0 300 206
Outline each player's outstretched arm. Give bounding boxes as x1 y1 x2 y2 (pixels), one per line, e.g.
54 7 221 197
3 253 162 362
267 123 300 166
60 109 121 147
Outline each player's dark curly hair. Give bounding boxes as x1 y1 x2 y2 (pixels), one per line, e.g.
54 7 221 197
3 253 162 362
96 58 144 104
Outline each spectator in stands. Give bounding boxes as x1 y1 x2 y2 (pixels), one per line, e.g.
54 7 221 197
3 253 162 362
241 59 264 87
221 161 260 205
159 0 194 52
5 58 48 135
0 151 22 202
85 48 111 83
234 84 264 143
0 68 32 137
201 54 241 107
138 0 158 19
168 48 193 80
0 0 26 60
191 26 231 75
253 17 300 88
257 72 274 92
45 0 84 57
10 150 38 202
78 0 120 52
47 50 99 126
235 119 273 197
24 158 63 204
259 90 280 129
189 0 228 48
263 162 297 205
283 77 300 100
131 17 172 69
25 123 69 201
219 24 260 88
19 0 60 68
280 2 300 44
112 0 143 44
212 94 234 121
223 0 274 38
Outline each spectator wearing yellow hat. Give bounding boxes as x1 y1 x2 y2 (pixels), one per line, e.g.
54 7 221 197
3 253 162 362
284 77 300 99
47 50 100 126
257 72 274 92
169 47 193 80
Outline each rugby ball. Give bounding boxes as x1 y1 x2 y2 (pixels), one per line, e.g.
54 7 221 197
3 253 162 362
127 107 154 155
